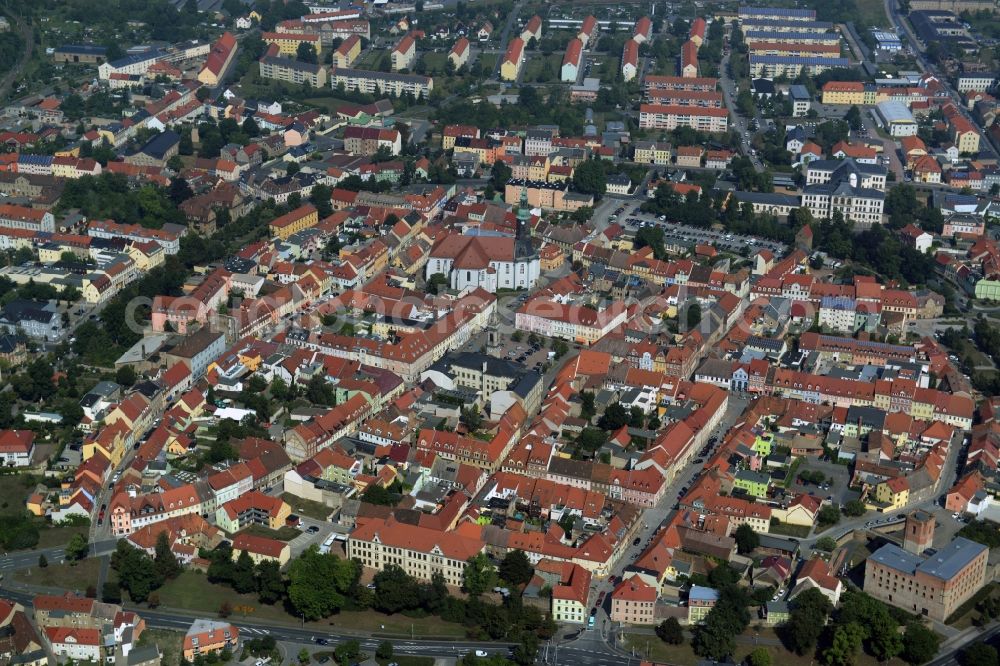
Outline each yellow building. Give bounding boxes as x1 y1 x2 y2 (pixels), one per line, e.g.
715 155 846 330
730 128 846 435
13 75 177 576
633 141 672 165
126 242 165 271
820 82 870 106
500 37 525 82
263 31 321 56
873 477 909 511
231 534 291 566
333 35 361 68
269 203 319 240
954 127 980 154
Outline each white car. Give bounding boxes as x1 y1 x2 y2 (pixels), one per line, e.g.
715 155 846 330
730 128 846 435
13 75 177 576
475 651 488 657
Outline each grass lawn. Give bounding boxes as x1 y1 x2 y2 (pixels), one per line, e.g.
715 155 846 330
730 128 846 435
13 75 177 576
624 630 903 666
522 54 562 83
0 472 40 514
476 52 497 73
421 51 449 74
768 521 811 538
355 49 384 70
137 628 185 666
281 493 333 521
36 525 89 549
301 96 361 115
156 573 467 638
377 657 434 666
235 524 302 541
15 557 102 593
854 0 891 29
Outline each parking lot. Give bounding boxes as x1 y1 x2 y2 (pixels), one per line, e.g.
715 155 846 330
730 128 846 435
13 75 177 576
788 456 857 507
623 210 788 256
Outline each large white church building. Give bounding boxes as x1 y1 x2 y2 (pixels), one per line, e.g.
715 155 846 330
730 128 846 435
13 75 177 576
425 192 541 293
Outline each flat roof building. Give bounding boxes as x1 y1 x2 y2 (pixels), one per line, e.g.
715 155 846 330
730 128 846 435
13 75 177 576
864 537 988 621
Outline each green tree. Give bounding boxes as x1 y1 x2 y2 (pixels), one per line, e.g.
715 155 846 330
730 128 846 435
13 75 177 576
334 640 361 666
598 402 629 430
734 524 759 554
231 550 257 594
781 587 832 655
110 541 161 603
298 648 311 664
376 641 394 660
462 552 497 596
373 564 421 613
115 365 137 387
296 41 318 64
256 559 285 604
746 647 771 666
686 301 702 330
580 391 596 420
460 404 483 431
960 642 998 666
902 623 941 665
656 617 684 645
287 546 359 620
572 159 607 197
499 550 534 587
153 531 181 580
38 554 48 568
817 505 841 527
815 536 838 552
822 622 865 666
427 272 449 295
842 500 866 517
65 533 90 561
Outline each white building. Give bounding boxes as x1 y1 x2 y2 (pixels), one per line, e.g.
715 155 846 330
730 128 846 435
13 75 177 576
876 100 918 137
425 194 540 293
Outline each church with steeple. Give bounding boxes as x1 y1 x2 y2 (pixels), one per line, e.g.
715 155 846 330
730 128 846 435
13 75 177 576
424 187 541 293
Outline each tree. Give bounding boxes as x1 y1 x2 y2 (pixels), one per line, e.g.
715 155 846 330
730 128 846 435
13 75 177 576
64 533 89 561
230 550 257 594
298 648 311 665
572 159 607 197
902 623 941 665
153 531 181 581
842 500 866 517
335 640 361 666
427 272 449 295
374 564 421 613
296 41 318 64
960 642 998 666
111 541 161 603
38 554 47 568
463 553 497 596
817 505 841 527
734 524 760 554
845 105 863 130
460 405 483 431
499 550 534 587
746 647 771 666
168 176 193 205
598 402 629 430
102 582 121 603
822 622 864 666
376 641 394 660
218 600 233 618
656 617 684 645
115 365 137 387
287 546 359 620
580 391 596 420
686 301 702 330
255 559 285 604
781 588 831 655
815 536 837 552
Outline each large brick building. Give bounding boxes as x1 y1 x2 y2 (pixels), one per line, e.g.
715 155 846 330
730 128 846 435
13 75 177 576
864 537 988 621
